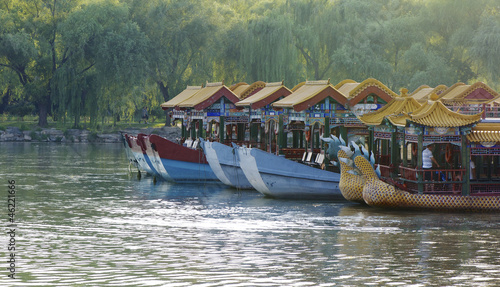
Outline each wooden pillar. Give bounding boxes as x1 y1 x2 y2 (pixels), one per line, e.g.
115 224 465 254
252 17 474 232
462 132 470 196
390 130 399 179
237 123 245 142
368 127 374 155
250 122 258 145
417 131 424 194
402 139 408 167
181 118 186 139
278 114 285 154
219 117 225 143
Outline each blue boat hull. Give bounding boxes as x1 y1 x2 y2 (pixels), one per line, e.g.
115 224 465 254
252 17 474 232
237 147 343 199
202 140 254 189
159 158 220 183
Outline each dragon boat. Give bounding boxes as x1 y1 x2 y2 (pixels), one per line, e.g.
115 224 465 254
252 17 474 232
355 155 500 212
337 91 500 211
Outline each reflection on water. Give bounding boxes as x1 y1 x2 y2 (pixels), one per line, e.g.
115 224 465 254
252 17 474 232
1 142 499 286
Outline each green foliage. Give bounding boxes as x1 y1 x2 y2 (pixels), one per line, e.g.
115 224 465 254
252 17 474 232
1 0 500 124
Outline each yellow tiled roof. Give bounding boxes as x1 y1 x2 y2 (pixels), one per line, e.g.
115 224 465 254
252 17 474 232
439 82 500 104
272 80 346 108
335 80 360 97
238 81 266 100
409 85 448 103
348 78 399 99
235 82 291 107
409 99 482 127
467 130 500 143
439 83 470 101
291 82 305 92
178 82 235 108
473 122 500 132
160 85 202 108
358 96 421 126
231 83 250 98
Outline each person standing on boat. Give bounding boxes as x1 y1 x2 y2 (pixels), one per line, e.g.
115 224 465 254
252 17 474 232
422 144 440 181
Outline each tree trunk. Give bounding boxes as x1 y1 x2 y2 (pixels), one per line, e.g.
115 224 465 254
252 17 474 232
157 80 171 126
38 101 49 127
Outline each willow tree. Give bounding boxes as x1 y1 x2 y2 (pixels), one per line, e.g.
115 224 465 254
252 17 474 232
124 0 215 125
50 1 149 128
470 12 500 88
240 1 303 83
0 0 78 126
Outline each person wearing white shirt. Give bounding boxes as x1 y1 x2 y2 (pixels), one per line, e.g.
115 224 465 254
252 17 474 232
422 144 440 181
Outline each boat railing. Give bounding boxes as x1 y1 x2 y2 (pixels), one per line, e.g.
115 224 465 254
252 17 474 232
222 140 261 148
281 148 306 160
448 104 500 118
376 155 391 166
376 164 392 178
397 166 466 194
470 182 500 195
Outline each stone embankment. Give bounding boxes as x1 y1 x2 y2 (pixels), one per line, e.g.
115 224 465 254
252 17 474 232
0 126 181 143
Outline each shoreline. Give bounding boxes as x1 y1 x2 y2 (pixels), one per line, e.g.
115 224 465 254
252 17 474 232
0 126 182 143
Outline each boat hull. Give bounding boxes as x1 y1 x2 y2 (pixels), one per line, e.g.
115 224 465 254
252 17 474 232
137 134 163 178
127 134 156 175
201 140 254 189
149 135 220 183
237 146 343 199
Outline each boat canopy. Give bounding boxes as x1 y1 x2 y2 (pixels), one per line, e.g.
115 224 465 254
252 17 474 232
341 78 397 106
230 81 266 100
235 81 292 109
408 94 482 127
177 82 240 110
160 85 202 110
409 85 448 103
358 89 421 126
438 82 499 105
272 80 348 111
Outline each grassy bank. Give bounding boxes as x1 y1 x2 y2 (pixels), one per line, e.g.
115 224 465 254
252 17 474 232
0 115 169 134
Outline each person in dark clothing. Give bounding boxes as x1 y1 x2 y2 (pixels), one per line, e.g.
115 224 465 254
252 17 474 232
141 107 149 124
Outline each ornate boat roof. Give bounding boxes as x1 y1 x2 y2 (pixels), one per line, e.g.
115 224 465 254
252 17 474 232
438 82 499 104
160 85 202 109
177 82 240 110
230 81 266 100
467 129 500 143
468 122 500 143
272 80 348 111
410 84 447 103
341 78 397 106
409 94 482 127
358 89 421 126
235 81 292 109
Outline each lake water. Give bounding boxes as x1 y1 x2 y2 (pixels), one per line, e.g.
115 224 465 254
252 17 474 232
1 142 500 286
